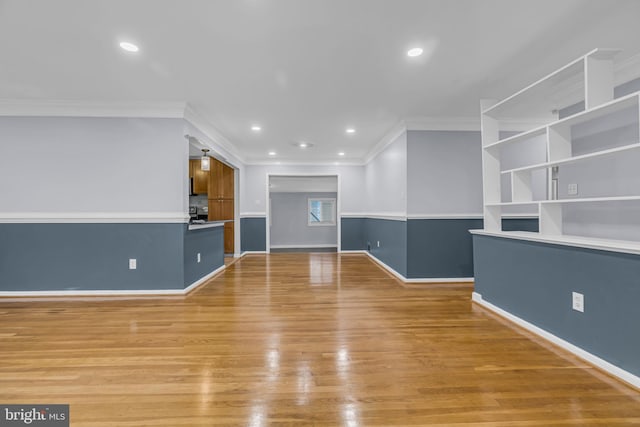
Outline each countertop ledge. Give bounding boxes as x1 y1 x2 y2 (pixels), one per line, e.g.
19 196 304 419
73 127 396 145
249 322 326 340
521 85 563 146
470 229 640 256
187 221 227 231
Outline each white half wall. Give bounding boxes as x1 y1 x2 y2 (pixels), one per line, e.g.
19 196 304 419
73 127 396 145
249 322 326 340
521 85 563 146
0 117 186 215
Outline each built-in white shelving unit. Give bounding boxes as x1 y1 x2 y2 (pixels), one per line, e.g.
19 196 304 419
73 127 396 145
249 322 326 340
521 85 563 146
480 48 640 250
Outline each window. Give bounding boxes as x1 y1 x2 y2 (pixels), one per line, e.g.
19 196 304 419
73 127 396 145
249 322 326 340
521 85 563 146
308 198 336 226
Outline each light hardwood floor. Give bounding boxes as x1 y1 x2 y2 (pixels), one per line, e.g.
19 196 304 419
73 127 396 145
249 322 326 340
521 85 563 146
1 253 639 426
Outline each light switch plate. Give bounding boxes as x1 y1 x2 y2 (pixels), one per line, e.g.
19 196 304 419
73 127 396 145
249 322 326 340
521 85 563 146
129 259 137 270
568 183 578 196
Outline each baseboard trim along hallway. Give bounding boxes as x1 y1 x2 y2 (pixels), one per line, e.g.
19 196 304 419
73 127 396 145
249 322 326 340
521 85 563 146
0 265 226 299
472 291 640 390
342 250 474 284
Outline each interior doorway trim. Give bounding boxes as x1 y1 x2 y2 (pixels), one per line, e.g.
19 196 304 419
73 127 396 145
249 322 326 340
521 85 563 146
265 173 341 253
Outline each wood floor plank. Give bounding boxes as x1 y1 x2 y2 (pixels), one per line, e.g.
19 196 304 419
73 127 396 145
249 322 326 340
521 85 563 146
0 253 639 426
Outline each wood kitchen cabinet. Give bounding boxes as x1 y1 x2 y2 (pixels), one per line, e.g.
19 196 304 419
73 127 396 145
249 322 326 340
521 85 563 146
207 159 234 199
208 157 235 253
189 159 209 195
207 199 234 221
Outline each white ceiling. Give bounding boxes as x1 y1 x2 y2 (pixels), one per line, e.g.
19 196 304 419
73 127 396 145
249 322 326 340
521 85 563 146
1 0 640 164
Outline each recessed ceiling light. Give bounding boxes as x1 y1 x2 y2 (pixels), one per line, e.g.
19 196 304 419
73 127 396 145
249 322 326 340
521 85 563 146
268 151 276 156
338 152 345 156
346 128 356 134
290 142 314 149
407 47 423 57
119 42 139 53
251 125 261 131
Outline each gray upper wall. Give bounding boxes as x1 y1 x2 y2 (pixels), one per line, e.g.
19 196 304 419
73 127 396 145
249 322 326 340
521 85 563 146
407 130 482 215
270 192 337 247
365 131 407 215
0 117 187 216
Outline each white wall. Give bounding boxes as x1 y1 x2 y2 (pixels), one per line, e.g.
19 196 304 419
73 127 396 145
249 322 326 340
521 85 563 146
364 132 407 215
0 117 186 216
407 130 482 215
240 164 366 215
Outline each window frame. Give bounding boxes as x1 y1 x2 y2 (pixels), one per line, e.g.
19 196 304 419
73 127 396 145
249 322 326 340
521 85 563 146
307 198 337 227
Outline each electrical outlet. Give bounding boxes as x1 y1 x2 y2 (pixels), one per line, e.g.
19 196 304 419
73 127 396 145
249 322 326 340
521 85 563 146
377 241 380 247
197 253 201 263
568 183 578 196
129 258 137 270
572 292 584 312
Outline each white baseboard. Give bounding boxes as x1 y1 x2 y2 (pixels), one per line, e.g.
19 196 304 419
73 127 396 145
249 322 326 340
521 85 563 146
339 250 367 254
0 265 227 299
363 252 408 281
270 244 338 249
404 277 474 283
0 289 184 297
356 251 474 284
184 265 226 294
472 292 640 390
241 251 267 256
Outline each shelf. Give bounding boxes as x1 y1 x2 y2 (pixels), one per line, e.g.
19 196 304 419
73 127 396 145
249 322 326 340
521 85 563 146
542 195 640 204
485 201 540 207
470 229 640 256
482 48 620 120
483 125 547 150
501 143 640 175
487 196 640 208
549 91 639 130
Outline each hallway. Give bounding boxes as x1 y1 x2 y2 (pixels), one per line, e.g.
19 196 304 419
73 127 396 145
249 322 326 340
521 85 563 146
0 253 639 426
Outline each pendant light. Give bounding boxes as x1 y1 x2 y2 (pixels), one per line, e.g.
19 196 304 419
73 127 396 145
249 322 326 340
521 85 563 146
201 149 210 171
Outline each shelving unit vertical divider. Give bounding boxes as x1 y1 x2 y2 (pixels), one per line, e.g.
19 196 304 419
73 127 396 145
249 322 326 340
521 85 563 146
480 99 501 231
585 55 615 109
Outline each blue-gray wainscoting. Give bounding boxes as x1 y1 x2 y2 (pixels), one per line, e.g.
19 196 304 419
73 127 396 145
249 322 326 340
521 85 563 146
340 217 407 276
407 219 483 278
0 223 224 292
183 225 224 287
473 234 640 378
240 217 266 252
365 218 407 277
339 217 366 251
407 218 538 279
341 217 538 279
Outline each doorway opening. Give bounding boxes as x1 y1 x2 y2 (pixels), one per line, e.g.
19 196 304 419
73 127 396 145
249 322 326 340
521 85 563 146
266 175 340 253
188 138 237 256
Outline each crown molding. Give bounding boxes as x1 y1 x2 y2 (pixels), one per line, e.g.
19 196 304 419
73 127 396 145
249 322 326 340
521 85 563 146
183 104 246 165
0 99 187 118
363 121 407 164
